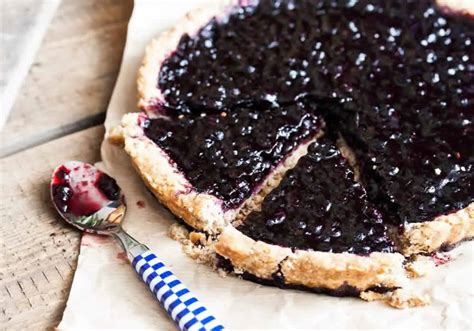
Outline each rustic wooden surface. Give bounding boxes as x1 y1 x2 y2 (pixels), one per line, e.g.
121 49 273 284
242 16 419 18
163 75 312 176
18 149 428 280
1 126 104 330
0 0 133 329
0 0 133 158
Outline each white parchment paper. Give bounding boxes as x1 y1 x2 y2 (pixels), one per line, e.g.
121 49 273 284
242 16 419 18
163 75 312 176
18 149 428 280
58 1 474 329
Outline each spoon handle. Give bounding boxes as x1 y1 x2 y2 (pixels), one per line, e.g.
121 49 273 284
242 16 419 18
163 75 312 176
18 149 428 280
114 230 224 331
132 251 224 331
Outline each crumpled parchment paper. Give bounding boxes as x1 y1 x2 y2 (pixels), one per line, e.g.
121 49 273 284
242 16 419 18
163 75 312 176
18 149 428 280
58 1 474 329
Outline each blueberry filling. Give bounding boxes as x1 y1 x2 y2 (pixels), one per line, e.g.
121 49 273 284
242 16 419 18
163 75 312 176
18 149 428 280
97 173 121 201
238 138 395 254
150 0 473 229
143 101 323 209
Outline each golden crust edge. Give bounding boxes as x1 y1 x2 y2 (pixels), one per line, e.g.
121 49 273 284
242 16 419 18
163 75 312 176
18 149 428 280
401 203 474 255
214 226 434 308
113 113 229 233
436 0 474 14
215 226 409 289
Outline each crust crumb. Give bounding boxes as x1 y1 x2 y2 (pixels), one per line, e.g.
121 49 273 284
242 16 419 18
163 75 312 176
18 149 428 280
106 126 126 146
337 136 361 182
361 289 431 308
168 222 190 241
168 223 217 265
190 231 206 245
217 268 229 277
404 256 435 278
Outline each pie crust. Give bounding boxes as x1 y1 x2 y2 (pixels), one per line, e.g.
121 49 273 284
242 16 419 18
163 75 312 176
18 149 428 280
215 226 407 290
401 204 474 255
213 210 471 307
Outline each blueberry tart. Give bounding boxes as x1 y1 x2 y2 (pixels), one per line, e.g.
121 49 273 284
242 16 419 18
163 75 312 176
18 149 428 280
110 0 474 306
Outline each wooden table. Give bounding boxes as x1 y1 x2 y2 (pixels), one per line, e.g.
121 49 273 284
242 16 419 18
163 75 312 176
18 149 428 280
1 1 133 329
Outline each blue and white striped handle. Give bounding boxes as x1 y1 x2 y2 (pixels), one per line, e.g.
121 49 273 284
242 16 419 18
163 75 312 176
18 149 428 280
132 250 224 331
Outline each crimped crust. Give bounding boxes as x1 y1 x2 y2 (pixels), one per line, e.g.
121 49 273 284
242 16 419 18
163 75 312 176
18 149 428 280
401 203 474 255
137 0 234 113
213 226 427 308
109 113 227 233
108 112 319 233
437 0 474 14
215 225 407 290
213 205 473 305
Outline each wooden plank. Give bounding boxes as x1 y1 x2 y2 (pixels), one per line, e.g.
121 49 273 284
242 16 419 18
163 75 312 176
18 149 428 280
0 126 104 330
0 0 60 128
0 0 133 157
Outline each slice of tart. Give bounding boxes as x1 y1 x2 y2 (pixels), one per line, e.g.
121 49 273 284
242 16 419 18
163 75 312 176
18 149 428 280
111 100 323 233
339 105 474 255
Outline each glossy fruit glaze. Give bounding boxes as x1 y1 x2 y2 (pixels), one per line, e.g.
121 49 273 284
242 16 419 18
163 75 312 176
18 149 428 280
154 0 473 224
239 137 395 254
143 101 323 209
51 163 120 216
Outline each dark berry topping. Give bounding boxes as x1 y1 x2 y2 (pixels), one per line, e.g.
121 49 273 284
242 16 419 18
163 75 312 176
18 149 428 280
138 0 474 254
143 101 323 208
155 0 473 225
238 138 395 254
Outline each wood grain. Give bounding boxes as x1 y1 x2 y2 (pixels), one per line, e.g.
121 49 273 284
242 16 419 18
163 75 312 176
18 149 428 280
0 0 133 157
1 0 133 329
1 126 104 330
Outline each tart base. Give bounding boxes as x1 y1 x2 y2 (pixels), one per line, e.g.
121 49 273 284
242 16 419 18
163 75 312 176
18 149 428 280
214 226 407 291
172 224 431 308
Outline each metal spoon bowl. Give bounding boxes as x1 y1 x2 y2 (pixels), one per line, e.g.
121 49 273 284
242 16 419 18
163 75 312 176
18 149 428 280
51 161 224 331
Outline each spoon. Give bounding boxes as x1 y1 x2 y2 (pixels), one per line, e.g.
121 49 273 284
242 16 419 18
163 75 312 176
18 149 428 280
50 161 224 331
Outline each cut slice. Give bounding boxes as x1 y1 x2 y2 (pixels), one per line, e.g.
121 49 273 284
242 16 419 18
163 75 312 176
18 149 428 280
238 138 395 254
110 100 323 233
215 138 412 303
